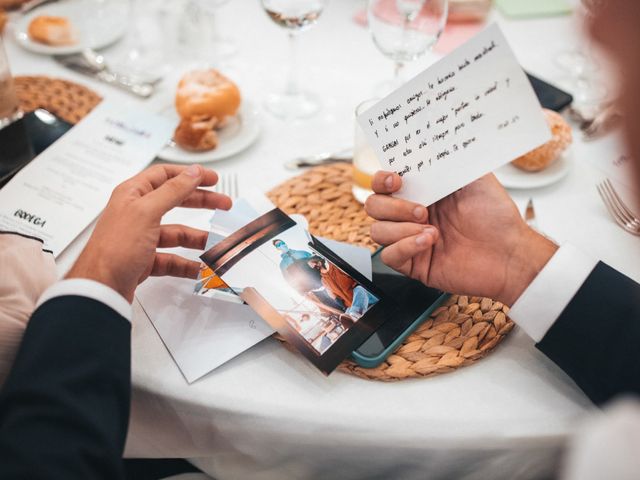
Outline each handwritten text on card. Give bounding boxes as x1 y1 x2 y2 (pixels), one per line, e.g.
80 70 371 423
357 24 551 206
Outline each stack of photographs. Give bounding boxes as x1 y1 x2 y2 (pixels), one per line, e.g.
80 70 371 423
200 206 400 374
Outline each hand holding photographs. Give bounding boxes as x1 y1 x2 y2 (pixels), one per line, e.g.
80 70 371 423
201 208 397 374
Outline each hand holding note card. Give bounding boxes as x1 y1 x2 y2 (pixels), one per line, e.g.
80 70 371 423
357 24 550 206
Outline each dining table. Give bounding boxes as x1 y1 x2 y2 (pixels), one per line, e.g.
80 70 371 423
4 0 640 479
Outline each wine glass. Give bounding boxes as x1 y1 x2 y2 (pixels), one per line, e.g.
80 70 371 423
367 0 448 95
555 0 607 116
189 0 238 60
260 0 328 119
110 0 168 82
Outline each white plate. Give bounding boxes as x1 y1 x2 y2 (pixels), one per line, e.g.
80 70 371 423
494 149 573 190
14 0 128 55
157 100 262 164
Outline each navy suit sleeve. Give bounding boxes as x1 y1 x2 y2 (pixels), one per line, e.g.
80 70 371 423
536 262 640 406
0 296 131 479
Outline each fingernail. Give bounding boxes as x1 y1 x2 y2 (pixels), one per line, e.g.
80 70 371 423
185 164 201 178
416 232 431 246
413 206 425 221
385 175 394 190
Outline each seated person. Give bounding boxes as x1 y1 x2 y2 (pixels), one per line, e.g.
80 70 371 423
307 256 378 320
0 164 231 479
365 0 640 476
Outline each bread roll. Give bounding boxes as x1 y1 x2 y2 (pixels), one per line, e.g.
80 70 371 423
174 117 219 152
175 69 241 123
28 15 77 46
511 109 572 172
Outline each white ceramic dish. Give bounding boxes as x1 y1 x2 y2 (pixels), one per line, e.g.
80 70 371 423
14 0 128 55
157 100 261 164
494 149 573 190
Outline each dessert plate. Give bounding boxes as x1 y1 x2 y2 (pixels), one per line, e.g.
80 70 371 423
14 0 128 55
494 149 573 190
156 100 262 164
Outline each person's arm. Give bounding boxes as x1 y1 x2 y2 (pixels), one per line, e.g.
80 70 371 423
0 282 132 480
365 171 640 406
0 164 231 479
510 245 640 405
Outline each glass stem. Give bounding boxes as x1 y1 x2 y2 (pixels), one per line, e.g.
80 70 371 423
394 61 404 80
286 31 300 97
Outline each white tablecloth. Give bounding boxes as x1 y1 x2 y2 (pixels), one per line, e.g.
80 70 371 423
5 1 640 479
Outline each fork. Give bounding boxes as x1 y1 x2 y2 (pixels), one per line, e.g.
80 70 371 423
597 178 640 236
216 173 239 199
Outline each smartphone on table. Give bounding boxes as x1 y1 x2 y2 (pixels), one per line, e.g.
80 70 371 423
0 109 72 187
351 249 448 368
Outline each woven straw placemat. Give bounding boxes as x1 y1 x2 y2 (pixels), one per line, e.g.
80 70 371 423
267 163 514 381
15 76 102 125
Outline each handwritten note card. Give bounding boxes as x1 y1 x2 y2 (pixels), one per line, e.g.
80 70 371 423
357 24 551 206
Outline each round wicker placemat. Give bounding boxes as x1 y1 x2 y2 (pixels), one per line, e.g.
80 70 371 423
267 164 515 381
15 76 102 125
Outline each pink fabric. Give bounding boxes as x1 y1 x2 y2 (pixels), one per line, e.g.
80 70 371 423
0 233 57 386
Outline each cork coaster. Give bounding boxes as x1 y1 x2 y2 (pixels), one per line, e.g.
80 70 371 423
15 76 102 125
267 164 515 381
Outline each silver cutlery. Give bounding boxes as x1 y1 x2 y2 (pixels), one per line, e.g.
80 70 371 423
284 148 352 170
597 178 640 236
216 173 239 199
523 198 538 230
54 49 158 98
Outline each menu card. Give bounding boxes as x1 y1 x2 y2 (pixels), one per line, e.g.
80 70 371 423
357 24 551 206
0 102 173 256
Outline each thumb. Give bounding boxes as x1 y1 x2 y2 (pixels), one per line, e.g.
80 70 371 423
143 164 203 217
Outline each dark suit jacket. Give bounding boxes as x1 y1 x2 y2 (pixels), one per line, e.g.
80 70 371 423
0 296 131 479
537 261 640 406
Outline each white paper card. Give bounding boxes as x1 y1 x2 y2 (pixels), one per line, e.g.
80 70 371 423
0 102 173 256
138 204 373 383
357 24 551 206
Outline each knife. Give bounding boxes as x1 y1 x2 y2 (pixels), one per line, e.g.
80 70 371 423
524 198 538 229
54 51 156 99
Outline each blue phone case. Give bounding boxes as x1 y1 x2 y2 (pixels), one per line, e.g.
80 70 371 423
350 290 449 369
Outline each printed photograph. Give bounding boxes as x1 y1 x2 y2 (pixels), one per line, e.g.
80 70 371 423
201 208 384 373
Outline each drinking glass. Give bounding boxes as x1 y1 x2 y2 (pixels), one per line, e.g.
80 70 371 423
260 0 328 119
353 98 380 204
554 0 607 114
0 38 20 129
190 0 238 59
367 0 448 95
111 0 167 81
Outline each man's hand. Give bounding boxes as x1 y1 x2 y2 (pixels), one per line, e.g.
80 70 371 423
67 164 232 302
365 172 558 306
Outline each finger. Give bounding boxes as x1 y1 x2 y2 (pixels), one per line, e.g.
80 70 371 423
151 253 201 279
141 164 206 217
380 227 438 273
158 225 210 249
370 221 429 246
179 189 232 210
365 194 429 223
118 164 219 198
371 171 402 194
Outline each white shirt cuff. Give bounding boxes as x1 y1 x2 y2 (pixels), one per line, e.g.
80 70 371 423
509 243 598 342
36 279 132 322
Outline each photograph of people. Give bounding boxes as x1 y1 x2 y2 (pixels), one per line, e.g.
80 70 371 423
204 217 381 357
272 238 345 311
307 255 379 320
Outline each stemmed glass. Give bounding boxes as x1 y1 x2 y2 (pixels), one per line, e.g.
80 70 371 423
367 0 448 95
554 0 607 115
189 0 238 60
260 0 328 119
